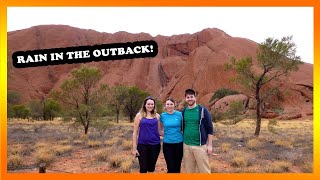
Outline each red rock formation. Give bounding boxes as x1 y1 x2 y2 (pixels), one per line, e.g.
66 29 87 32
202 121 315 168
7 25 313 119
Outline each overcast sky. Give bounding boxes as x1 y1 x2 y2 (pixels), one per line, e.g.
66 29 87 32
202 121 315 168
7 7 314 64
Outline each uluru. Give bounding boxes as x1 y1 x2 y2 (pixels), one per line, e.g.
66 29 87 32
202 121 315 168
7 25 313 119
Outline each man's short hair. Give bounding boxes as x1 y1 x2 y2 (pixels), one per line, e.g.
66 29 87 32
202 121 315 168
185 88 196 97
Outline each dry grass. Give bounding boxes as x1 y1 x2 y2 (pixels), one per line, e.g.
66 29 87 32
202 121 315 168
7 118 313 173
58 139 71 145
246 138 264 150
121 140 133 151
120 159 133 173
266 161 292 173
87 140 102 148
35 142 49 149
33 148 56 165
73 139 83 145
109 155 124 168
104 137 121 146
94 148 113 161
7 154 23 169
221 143 232 152
53 145 73 155
300 161 313 173
8 144 23 155
230 151 249 168
79 134 89 142
274 139 294 149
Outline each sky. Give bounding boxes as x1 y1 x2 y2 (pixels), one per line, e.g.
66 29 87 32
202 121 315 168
7 7 314 64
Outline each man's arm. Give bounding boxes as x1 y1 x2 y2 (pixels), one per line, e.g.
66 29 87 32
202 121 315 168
205 107 214 154
207 134 213 154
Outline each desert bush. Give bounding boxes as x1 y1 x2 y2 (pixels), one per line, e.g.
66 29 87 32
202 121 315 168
221 143 232 152
58 139 70 145
87 140 102 148
33 148 56 165
231 156 248 167
211 110 224 123
12 104 30 119
274 139 293 149
210 88 239 102
7 154 23 170
121 140 132 151
92 120 113 137
73 139 83 145
105 137 121 146
53 145 73 155
79 134 89 142
267 161 292 173
230 151 249 168
109 155 124 168
94 148 113 161
223 101 245 124
246 138 264 150
120 159 132 173
8 144 23 155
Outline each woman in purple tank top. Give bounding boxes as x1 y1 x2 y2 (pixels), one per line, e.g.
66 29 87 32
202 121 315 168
132 96 161 173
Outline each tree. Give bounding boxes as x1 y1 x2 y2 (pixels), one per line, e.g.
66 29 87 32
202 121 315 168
28 99 43 120
51 65 109 134
43 98 62 120
107 85 128 123
8 91 21 118
225 36 302 136
123 86 149 122
12 104 30 119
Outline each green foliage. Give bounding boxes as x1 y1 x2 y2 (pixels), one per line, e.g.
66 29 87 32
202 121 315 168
224 36 302 136
43 98 61 120
8 91 21 118
107 85 128 123
210 110 224 123
210 88 239 102
12 104 30 119
122 86 149 122
28 99 43 120
268 119 279 134
51 65 109 134
222 101 245 124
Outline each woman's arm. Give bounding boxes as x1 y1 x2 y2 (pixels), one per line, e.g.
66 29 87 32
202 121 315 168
132 113 141 156
158 114 164 136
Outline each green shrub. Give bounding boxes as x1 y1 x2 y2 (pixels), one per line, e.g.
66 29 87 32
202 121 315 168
210 88 239 102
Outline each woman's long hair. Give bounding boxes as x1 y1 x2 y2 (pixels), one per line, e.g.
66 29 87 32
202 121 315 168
139 96 157 118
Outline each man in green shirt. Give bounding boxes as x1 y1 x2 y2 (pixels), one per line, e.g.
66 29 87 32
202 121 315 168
182 89 214 173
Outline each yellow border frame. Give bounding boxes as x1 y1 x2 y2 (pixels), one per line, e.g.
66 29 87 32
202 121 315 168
1 1 319 180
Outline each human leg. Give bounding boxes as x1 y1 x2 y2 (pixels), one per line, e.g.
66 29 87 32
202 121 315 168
193 145 210 173
137 144 149 173
183 143 197 173
147 144 161 172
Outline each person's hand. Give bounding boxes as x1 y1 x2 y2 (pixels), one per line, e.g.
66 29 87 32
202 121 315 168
207 145 213 155
132 149 139 157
